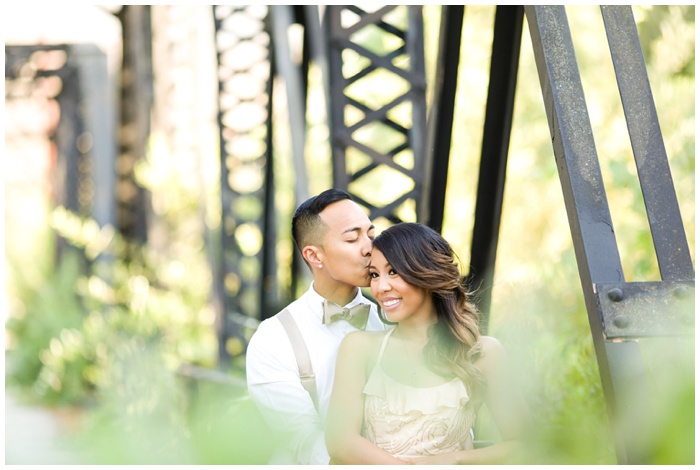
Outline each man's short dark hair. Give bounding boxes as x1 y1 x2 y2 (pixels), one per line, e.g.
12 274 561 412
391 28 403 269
292 188 352 256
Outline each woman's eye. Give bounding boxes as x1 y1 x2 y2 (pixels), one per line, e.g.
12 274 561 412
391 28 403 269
369 272 378 279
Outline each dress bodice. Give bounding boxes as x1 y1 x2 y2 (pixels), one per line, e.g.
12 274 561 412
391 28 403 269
361 329 475 459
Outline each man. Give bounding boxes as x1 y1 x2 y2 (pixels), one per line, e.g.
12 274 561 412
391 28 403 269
246 188 386 464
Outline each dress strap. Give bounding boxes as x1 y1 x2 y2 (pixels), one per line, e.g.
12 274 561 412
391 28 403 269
374 328 395 367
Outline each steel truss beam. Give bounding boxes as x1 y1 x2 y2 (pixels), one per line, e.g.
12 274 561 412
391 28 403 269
212 5 277 362
324 5 428 224
209 9 694 462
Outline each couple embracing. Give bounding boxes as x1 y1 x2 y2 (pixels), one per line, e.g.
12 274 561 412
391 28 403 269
246 189 531 465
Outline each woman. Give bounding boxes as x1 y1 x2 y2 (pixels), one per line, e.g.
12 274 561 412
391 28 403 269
325 223 531 464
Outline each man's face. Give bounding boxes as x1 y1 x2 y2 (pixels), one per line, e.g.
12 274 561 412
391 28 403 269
317 199 375 288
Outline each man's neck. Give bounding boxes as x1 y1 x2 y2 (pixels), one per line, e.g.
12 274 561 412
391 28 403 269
313 280 359 307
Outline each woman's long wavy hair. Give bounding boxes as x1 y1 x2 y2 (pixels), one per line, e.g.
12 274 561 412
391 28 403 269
372 223 486 402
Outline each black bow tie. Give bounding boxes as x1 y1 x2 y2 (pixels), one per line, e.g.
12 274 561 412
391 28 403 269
322 300 370 330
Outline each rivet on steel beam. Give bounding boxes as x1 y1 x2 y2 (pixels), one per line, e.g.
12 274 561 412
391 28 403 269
673 286 689 299
607 288 624 302
613 315 630 329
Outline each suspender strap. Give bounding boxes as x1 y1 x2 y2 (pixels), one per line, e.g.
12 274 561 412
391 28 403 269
277 308 319 411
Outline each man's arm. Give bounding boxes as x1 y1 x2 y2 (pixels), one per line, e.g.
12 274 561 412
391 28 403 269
246 319 330 465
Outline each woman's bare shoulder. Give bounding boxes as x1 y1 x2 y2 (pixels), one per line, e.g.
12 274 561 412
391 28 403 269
342 328 390 346
338 329 390 368
477 335 504 351
475 335 507 370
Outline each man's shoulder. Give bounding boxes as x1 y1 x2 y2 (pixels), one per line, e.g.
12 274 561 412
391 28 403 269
247 310 289 355
248 296 313 345
252 311 283 333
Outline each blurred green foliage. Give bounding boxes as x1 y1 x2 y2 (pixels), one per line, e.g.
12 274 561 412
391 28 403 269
6 203 220 408
5 249 87 404
4 4 694 466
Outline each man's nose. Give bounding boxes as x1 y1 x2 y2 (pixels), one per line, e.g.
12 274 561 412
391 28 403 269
361 235 373 256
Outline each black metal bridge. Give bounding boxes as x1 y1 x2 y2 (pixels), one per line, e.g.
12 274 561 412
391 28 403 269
6 5 694 464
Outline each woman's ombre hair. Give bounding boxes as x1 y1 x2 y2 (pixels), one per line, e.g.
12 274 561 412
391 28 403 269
372 222 485 401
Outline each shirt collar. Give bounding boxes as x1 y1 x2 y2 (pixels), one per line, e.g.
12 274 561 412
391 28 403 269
306 281 370 321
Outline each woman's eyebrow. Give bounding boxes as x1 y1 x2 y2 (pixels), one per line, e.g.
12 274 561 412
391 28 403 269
368 262 391 269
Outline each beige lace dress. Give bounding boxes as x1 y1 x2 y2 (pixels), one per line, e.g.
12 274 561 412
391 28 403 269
362 328 475 459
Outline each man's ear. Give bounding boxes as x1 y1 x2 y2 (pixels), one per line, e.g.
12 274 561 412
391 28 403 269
302 246 322 267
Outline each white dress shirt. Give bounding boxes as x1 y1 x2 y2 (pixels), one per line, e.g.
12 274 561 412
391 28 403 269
246 282 386 464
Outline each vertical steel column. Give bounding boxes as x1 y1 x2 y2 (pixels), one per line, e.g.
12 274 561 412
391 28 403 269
291 5 333 296
525 6 694 463
269 5 310 207
325 6 428 223
421 5 464 231
116 6 153 247
600 6 694 282
598 8 695 462
268 5 314 305
6 44 115 263
212 5 275 363
55 56 87 218
525 6 633 462
304 5 333 144
5 46 88 262
72 44 117 233
467 5 524 331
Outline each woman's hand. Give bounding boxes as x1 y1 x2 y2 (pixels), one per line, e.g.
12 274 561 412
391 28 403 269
406 441 526 466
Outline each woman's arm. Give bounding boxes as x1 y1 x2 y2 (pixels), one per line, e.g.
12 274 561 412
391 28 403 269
476 336 532 449
410 336 532 465
325 331 407 465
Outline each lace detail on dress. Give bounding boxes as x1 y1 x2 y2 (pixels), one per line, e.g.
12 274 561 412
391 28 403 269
361 329 475 459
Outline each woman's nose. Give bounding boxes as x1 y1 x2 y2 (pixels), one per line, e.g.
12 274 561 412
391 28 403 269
377 275 390 292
